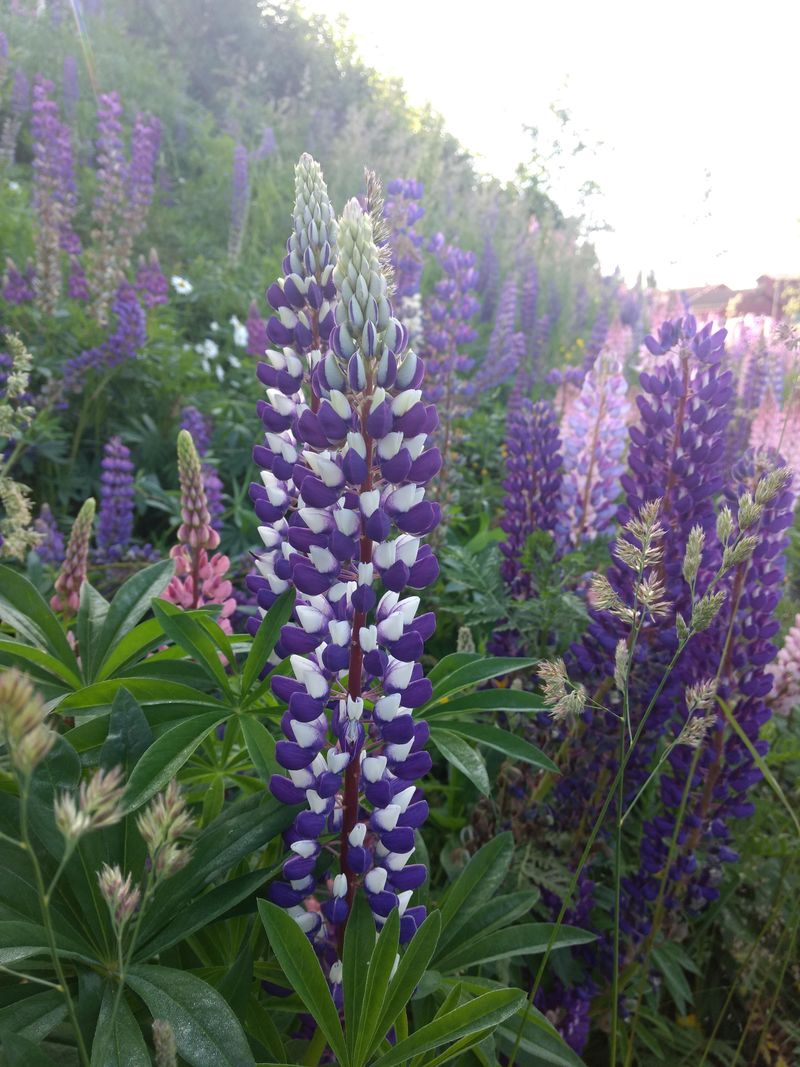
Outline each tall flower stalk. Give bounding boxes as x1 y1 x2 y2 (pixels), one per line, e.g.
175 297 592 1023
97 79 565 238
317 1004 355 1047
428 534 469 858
254 179 440 968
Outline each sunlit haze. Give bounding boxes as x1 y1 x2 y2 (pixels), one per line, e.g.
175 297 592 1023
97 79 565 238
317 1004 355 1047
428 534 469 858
301 0 800 290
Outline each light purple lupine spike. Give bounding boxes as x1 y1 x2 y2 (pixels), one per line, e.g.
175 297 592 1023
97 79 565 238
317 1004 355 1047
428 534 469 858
134 248 168 307
246 300 267 358
33 504 65 566
228 143 249 262
62 55 79 121
472 279 522 392
87 91 127 321
255 184 438 964
558 354 631 547
64 282 146 389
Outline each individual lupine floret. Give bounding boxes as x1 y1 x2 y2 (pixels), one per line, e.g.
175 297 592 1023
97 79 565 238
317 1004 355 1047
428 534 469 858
558 353 631 547
163 430 234 631
96 436 136 559
258 194 439 955
51 497 95 616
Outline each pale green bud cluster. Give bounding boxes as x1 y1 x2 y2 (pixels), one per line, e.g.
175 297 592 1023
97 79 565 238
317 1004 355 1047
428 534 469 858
0 669 55 776
289 153 337 279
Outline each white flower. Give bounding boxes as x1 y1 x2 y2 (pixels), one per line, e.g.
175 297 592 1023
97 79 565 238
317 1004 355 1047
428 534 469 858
170 275 193 295
228 355 241 369
230 315 248 348
194 339 219 360
215 364 225 382
7 181 20 192
209 321 219 331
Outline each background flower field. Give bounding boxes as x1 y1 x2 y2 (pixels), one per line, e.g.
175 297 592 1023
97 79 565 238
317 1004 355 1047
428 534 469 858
0 2 799 1066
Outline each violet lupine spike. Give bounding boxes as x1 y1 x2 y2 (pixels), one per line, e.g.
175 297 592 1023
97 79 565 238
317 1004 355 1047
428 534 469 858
246 300 268 358
382 179 425 300
51 498 95 615
257 193 438 959
253 125 277 160
246 153 338 626
163 430 235 632
30 76 79 313
520 252 539 344
178 406 223 531
420 235 479 513
472 280 521 393
64 282 146 390
33 504 65 566
180 406 213 457
2 258 35 305
135 249 169 308
228 143 249 262
477 233 500 322
62 55 79 121
96 436 135 559
87 92 127 322
0 67 28 165
558 354 631 548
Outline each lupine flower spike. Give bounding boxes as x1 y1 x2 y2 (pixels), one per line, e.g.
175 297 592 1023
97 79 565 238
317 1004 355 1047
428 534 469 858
254 174 439 969
163 430 235 631
51 498 96 615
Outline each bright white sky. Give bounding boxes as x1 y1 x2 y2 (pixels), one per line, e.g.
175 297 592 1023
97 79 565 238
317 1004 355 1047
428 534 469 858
300 0 800 290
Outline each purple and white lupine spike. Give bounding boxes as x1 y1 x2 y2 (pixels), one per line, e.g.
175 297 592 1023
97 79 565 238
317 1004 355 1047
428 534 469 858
472 280 522 393
246 154 338 628
33 504 65 566
420 234 478 511
558 354 631 547
259 193 439 958
62 55 79 121
382 178 425 301
228 143 249 262
96 436 136 559
135 249 169 307
64 282 146 390
246 300 268 358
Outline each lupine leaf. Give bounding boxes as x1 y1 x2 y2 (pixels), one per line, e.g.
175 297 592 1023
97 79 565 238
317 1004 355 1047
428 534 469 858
421 688 545 718
355 908 400 1064
435 923 596 972
126 964 255 1067
0 990 66 1042
76 582 110 681
0 638 82 689
430 729 490 795
151 599 233 697
371 910 441 1051
99 687 153 774
343 891 374 1059
439 723 557 773
240 715 280 782
371 988 524 1067
257 900 349 1066
91 558 174 678
121 711 224 813
59 678 227 718
429 657 538 702
242 588 295 696
94 618 167 681
0 565 78 670
427 652 481 687
1 1033 60 1066
90 986 150 1067
435 834 513 955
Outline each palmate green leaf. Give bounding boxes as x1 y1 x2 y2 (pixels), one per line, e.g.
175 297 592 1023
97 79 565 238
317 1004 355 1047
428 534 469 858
430 729 490 795
354 909 400 1064
126 964 255 1067
99 687 154 774
91 558 175 678
1 1032 60 1066
421 687 545 719
0 990 66 1042
59 677 228 719
434 923 596 973
343 890 374 1060
91 985 150 1067
0 565 78 671
0 637 82 690
438 723 557 774
429 656 538 703
242 588 295 697
426 652 480 687
94 617 166 681
454 890 540 946
240 715 280 782
245 996 289 1063
257 900 348 1066
0 920 96 966
151 599 233 698
136 867 277 959
121 711 224 813
651 944 695 1016
418 1026 495 1067
372 988 524 1067
76 581 110 680
371 910 441 1054
139 794 295 941
435 834 513 956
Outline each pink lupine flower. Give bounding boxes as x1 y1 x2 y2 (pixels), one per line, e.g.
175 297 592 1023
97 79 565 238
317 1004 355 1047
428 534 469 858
51 498 95 615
